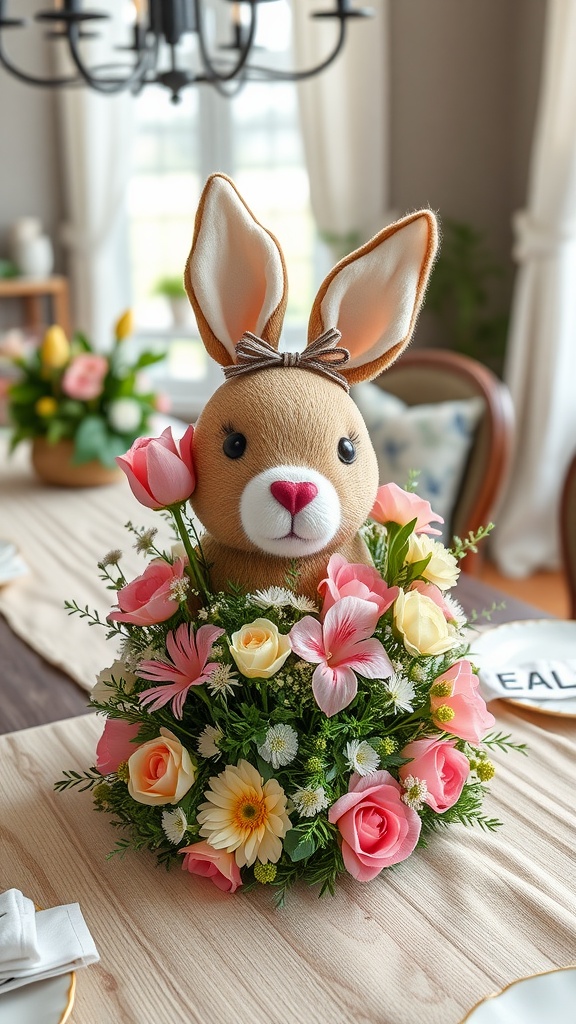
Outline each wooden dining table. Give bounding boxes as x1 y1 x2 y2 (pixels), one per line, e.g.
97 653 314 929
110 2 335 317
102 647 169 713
1 575 575 1024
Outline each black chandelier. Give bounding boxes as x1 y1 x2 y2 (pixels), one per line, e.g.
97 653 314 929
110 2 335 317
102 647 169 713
0 1 374 102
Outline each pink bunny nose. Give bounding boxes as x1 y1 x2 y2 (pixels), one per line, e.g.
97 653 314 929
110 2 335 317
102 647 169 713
270 480 318 515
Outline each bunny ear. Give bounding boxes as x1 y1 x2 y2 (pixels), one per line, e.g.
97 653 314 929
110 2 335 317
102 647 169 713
307 210 438 384
185 174 288 366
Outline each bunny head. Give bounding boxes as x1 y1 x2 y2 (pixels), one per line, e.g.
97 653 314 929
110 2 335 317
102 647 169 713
184 174 437 599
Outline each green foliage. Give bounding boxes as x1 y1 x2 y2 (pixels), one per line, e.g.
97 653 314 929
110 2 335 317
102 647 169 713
426 219 510 375
153 275 185 298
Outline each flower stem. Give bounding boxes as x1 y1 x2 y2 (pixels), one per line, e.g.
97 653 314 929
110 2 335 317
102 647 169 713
170 503 209 600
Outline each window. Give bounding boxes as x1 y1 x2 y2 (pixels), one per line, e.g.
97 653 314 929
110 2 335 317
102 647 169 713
127 3 314 419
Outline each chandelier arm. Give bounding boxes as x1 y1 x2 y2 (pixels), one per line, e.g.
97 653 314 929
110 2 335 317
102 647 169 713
0 33 79 87
65 21 158 94
194 0 257 84
243 16 347 83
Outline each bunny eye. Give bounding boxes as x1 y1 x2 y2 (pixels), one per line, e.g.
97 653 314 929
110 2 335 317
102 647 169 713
338 437 357 464
223 431 247 459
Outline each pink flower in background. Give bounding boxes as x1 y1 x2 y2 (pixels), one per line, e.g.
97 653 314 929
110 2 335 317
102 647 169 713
116 425 196 509
138 622 225 718
399 737 469 812
318 553 399 620
96 718 142 775
108 558 186 626
180 842 242 894
370 482 444 536
61 353 108 401
430 659 495 743
328 770 421 881
290 596 393 717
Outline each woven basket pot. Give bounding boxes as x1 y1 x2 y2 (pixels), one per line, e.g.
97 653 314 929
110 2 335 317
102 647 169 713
31 438 122 488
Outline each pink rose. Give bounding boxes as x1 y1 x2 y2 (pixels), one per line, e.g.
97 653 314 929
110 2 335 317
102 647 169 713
96 718 142 775
370 483 443 536
399 737 469 812
127 728 195 805
180 841 242 894
61 354 108 401
108 557 186 625
116 425 195 509
409 580 452 620
318 553 399 620
328 771 421 881
430 659 495 743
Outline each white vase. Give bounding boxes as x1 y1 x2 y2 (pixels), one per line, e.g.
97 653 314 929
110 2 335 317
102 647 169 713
15 235 54 279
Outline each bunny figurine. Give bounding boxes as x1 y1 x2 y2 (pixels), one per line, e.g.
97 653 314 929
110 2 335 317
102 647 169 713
184 174 437 600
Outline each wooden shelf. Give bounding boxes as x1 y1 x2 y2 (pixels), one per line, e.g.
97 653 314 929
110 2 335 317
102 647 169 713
0 275 72 337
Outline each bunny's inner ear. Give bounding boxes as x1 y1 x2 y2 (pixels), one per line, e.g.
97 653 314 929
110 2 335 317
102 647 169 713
185 174 288 366
307 211 438 385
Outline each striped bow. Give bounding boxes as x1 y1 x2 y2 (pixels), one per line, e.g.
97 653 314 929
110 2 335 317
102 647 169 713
222 328 350 393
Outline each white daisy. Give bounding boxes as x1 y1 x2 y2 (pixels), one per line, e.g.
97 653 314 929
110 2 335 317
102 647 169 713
161 807 188 845
207 663 240 696
443 594 467 628
258 724 299 769
291 786 329 818
401 775 428 811
169 576 190 603
289 594 319 613
197 724 223 759
251 586 294 609
345 739 380 776
382 674 416 713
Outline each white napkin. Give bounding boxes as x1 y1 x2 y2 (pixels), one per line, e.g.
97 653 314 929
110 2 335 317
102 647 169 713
478 659 576 702
0 890 39 971
0 896 99 994
0 541 27 585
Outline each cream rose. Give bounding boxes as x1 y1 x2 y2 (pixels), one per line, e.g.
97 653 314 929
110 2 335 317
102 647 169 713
127 728 195 806
229 618 291 679
92 659 137 704
406 534 460 591
394 589 457 657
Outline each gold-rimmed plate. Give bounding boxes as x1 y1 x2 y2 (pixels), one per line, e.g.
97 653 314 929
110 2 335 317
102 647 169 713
0 972 75 1024
461 966 576 1022
471 620 576 717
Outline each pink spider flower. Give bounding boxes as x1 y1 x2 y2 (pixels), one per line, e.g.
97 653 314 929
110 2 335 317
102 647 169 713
289 596 393 717
138 622 225 719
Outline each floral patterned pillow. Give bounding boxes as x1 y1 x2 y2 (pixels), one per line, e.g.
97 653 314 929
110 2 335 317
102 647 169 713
353 383 484 543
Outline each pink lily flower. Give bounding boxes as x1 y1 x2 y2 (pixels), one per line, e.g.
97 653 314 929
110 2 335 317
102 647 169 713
138 622 225 719
289 596 393 717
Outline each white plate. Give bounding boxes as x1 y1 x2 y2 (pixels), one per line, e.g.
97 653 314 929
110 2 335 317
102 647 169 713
461 966 576 1022
0 973 75 1024
471 620 576 717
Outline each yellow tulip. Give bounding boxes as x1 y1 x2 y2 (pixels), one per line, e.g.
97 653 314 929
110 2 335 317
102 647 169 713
40 325 70 370
114 309 134 342
35 396 58 418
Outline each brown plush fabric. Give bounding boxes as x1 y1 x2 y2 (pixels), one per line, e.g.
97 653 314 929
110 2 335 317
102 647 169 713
190 367 379 599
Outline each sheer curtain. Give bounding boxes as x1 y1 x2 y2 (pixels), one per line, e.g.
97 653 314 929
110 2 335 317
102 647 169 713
55 1 133 348
292 0 390 263
491 0 576 577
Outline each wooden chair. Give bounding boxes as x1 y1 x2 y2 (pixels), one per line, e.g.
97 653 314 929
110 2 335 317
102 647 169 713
560 452 576 619
374 348 515 574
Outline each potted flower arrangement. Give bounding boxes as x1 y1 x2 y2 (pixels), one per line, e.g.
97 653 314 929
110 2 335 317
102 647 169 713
8 312 166 487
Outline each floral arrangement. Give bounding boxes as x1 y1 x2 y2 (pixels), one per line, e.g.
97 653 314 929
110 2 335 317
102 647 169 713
8 312 165 468
57 428 523 905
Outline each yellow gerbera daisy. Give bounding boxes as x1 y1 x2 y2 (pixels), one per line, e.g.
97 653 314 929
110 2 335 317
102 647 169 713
197 759 291 868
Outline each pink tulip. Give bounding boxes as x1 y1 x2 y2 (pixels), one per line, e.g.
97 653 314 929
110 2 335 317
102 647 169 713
108 558 186 626
318 553 399 620
96 718 142 775
180 842 242 893
328 770 421 881
116 425 196 509
289 596 393 717
430 659 495 743
61 354 109 401
399 737 470 812
138 622 225 719
370 483 443 536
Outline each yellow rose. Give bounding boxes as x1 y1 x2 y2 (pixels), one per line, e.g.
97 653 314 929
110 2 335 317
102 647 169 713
127 728 195 806
394 589 457 657
230 618 291 679
406 534 460 590
40 325 70 369
114 309 134 342
35 395 58 418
